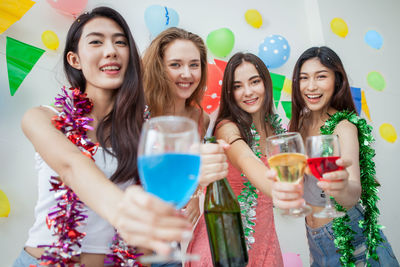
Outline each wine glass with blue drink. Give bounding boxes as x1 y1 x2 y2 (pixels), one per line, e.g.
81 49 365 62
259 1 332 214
137 116 201 263
306 134 345 218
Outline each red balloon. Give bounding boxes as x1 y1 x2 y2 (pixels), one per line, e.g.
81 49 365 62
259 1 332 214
46 0 88 17
202 63 224 114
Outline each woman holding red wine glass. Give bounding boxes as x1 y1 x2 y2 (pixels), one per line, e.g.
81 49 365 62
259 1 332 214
269 46 398 266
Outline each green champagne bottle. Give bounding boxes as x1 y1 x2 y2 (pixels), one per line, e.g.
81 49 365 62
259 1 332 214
204 137 248 267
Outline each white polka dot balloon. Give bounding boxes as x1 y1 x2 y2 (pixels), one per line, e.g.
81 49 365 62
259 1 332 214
258 34 290 69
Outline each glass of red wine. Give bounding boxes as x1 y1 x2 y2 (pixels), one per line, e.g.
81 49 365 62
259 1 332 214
306 134 345 218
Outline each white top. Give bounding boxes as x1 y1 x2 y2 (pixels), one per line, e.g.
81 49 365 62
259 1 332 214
25 105 132 254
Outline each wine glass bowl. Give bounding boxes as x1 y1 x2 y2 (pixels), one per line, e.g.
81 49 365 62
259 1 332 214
266 132 312 217
137 116 201 262
306 134 345 218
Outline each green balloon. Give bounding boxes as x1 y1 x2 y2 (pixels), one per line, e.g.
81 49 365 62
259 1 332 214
367 71 385 91
206 28 235 58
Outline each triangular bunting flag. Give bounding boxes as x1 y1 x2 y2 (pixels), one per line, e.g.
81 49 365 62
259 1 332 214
350 87 362 114
6 37 45 96
270 72 285 108
0 0 35 34
282 78 292 95
361 90 371 121
281 101 292 119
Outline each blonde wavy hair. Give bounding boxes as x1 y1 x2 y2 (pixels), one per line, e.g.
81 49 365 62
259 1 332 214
142 27 208 117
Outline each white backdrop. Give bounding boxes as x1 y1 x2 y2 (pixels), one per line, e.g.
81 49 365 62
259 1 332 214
0 0 399 266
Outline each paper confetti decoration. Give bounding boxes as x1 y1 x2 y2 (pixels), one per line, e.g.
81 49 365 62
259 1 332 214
0 0 35 34
6 37 45 96
361 91 371 121
350 87 362 114
282 78 292 95
270 72 285 108
379 123 397 143
281 101 292 119
0 189 10 217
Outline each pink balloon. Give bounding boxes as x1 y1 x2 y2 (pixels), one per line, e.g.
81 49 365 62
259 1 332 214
46 0 88 17
282 252 303 267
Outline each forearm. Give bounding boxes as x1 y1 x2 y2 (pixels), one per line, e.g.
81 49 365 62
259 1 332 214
331 180 361 209
60 155 123 227
239 157 273 197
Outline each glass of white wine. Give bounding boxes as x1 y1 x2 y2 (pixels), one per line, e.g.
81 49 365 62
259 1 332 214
266 132 312 217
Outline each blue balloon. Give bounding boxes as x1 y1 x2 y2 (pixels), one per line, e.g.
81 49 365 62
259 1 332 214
258 35 290 69
144 5 179 38
364 30 383 49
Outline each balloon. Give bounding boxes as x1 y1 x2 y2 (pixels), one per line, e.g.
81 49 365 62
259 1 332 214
41 30 59 50
46 0 88 17
201 63 224 114
144 5 179 38
330 17 348 38
206 28 235 58
282 252 303 267
245 9 262 28
364 30 383 49
0 189 10 217
258 34 290 69
379 123 397 143
367 71 385 91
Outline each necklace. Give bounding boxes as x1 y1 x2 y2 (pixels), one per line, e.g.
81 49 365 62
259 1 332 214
40 87 142 266
238 114 286 249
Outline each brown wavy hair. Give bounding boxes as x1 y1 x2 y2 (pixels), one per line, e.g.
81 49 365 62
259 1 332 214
142 27 207 117
289 46 356 135
215 52 275 145
63 7 145 184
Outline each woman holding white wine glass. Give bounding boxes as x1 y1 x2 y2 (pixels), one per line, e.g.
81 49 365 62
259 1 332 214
269 46 398 266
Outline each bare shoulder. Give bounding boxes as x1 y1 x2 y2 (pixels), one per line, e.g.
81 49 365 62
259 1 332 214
21 106 58 137
215 120 241 143
334 119 358 137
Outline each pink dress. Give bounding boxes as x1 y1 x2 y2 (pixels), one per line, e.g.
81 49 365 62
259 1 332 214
186 158 283 266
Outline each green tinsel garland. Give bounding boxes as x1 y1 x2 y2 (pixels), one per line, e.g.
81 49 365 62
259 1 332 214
320 110 383 266
238 113 286 249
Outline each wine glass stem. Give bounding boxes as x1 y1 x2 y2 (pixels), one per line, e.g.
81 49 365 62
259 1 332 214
325 192 333 209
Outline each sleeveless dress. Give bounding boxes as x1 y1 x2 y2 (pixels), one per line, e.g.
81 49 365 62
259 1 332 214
186 157 283 267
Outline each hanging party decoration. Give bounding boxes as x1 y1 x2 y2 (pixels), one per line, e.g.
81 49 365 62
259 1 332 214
258 35 290 69
41 30 59 50
350 87 362 114
282 78 292 95
0 189 10 217
364 30 383 50
379 123 397 143
201 63 224 114
144 5 179 38
6 37 45 96
281 101 292 120
244 9 262 29
367 71 385 91
46 0 88 17
0 0 35 34
330 17 348 38
361 91 371 121
206 28 235 58
270 72 285 107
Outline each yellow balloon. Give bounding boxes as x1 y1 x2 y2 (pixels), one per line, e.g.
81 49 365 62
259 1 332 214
330 17 348 38
0 189 10 217
41 30 59 50
245 9 262 29
379 123 397 143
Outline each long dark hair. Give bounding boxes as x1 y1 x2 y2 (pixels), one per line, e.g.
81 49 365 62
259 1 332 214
289 46 356 133
215 52 274 145
63 7 145 184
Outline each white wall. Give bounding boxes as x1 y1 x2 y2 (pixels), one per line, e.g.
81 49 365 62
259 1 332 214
0 0 398 266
